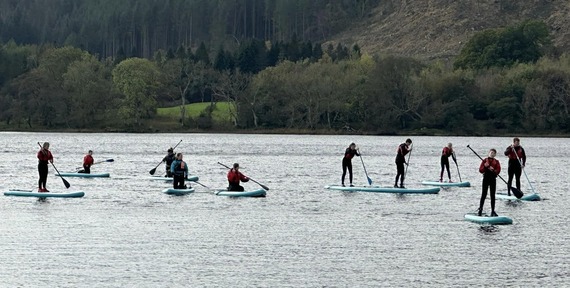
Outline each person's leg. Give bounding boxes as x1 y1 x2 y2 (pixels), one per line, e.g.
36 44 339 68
507 165 515 195
440 158 445 181
515 166 522 191
341 161 348 186
446 162 451 181
347 162 353 186
395 162 403 187
39 165 48 191
490 178 497 216
479 179 489 216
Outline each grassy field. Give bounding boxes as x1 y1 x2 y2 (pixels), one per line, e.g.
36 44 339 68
157 102 234 123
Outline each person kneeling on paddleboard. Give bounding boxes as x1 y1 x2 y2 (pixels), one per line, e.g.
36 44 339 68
171 153 189 189
79 150 94 174
163 148 176 177
478 148 501 217
227 163 249 191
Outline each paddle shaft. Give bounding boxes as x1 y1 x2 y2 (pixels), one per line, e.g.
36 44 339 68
217 162 269 190
37 142 70 189
466 145 510 185
149 140 182 175
359 154 373 185
513 146 536 194
452 152 462 182
76 159 114 170
404 143 413 177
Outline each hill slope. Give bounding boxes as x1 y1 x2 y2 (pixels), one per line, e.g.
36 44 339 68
333 0 569 60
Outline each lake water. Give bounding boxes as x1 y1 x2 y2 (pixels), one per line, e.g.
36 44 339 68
0 132 568 287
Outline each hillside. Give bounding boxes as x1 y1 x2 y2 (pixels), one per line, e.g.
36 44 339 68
332 0 570 60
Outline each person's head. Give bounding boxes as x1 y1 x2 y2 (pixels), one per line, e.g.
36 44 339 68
513 137 520 147
233 163 240 170
176 153 183 160
349 142 356 149
488 148 497 158
447 143 452 148
42 142 50 150
405 139 412 145
88 150 93 155
168 147 174 153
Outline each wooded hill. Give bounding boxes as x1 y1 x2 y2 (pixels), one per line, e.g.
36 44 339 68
0 1 569 135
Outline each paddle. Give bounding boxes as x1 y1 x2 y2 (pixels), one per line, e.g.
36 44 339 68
37 142 70 189
466 145 523 198
404 143 413 177
513 147 536 194
451 152 462 182
358 151 373 185
75 158 114 171
149 139 182 175
217 162 270 190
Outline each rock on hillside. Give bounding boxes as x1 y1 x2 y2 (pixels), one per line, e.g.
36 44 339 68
332 0 569 60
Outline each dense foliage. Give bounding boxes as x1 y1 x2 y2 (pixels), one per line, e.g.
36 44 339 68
0 17 568 135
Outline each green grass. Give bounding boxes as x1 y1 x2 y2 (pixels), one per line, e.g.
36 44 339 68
157 102 234 122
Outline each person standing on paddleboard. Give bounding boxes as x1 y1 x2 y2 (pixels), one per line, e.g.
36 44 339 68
440 143 454 182
170 153 188 189
79 150 94 174
341 143 360 187
37 142 53 192
395 139 412 188
478 148 501 216
162 147 176 177
504 137 526 196
227 163 249 191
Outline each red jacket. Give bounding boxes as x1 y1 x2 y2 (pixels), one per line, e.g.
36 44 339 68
84 155 94 166
504 146 526 165
37 149 53 163
442 147 453 158
227 169 249 185
479 157 501 177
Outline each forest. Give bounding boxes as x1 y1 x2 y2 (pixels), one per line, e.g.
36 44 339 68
0 1 569 135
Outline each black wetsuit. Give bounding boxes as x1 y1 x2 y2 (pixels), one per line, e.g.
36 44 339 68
163 152 176 177
394 143 410 187
504 146 526 195
341 147 360 186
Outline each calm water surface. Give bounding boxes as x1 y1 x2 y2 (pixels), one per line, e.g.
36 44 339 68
0 132 568 287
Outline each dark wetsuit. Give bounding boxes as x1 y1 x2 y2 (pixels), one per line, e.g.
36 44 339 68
163 152 176 177
394 143 411 187
504 146 526 195
341 147 360 186
440 147 453 181
37 149 53 190
478 157 501 215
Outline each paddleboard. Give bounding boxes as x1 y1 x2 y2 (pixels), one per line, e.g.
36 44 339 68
464 212 513 225
421 180 470 187
162 187 195 196
4 190 85 198
147 175 199 182
325 185 440 194
215 189 267 197
57 172 110 178
496 192 541 201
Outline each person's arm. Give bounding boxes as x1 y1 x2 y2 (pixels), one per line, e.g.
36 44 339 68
495 160 501 175
504 146 512 157
49 151 53 163
240 172 249 182
521 147 526 167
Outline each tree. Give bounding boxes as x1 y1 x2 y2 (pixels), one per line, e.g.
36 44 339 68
112 58 160 126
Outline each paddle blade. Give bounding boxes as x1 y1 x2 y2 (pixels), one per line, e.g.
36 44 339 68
367 176 373 186
259 183 270 190
149 167 157 175
106 159 115 162
511 186 524 199
62 178 70 189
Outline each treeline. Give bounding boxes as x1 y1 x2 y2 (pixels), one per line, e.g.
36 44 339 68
0 0 379 59
1 20 569 135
